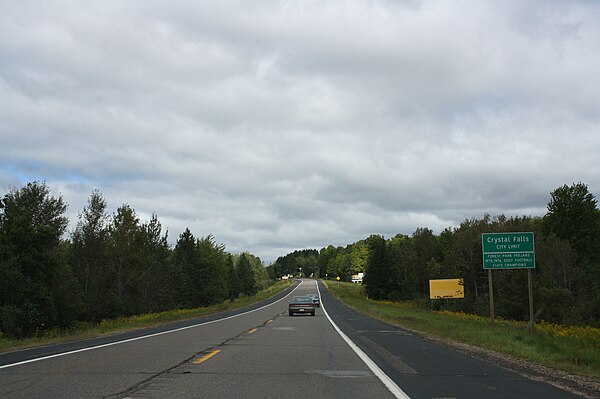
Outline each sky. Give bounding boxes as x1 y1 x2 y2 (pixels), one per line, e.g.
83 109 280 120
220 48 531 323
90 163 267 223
1 1 599 264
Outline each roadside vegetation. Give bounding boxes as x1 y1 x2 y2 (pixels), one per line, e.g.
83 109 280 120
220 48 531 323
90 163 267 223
274 182 600 330
0 279 293 352
0 182 283 341
326 280 600 381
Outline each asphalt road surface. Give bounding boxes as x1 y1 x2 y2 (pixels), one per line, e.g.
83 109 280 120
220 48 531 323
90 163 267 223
0 279 585 398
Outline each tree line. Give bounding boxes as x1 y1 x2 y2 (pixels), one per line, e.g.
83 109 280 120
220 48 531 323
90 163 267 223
0 182 271 338
271 182 600 326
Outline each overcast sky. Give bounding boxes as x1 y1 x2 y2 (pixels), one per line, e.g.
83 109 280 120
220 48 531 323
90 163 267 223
1 1 599 263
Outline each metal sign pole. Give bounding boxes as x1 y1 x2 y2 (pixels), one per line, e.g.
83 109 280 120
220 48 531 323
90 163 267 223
488 269 494 324
528 269 535 335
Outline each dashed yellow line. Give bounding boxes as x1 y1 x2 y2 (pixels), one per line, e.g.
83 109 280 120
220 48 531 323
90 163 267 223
267 320 273 324
247 328 258 334
193 349 221 364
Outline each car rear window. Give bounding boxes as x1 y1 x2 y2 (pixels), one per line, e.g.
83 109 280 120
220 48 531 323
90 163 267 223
292 296 313 303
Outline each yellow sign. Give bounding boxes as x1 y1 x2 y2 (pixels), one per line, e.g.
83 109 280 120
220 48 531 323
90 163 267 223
429 278 464 299
336 276 340 281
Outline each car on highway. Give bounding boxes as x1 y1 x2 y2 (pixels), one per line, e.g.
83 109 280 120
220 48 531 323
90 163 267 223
288 296 316 316
306 293 320 307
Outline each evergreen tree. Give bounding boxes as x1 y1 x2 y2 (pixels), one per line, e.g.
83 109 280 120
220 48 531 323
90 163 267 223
138 214 172 311
364 235 390 300
237 253 257 296
411 228 441 296
388 234 416 300
71 189 111 320
173 228 198 308
0 182 77 336
108 205 143 315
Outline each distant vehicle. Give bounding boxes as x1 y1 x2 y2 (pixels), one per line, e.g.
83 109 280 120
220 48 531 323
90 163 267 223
288 296 316 316
351 272 364 283
306 293 320 307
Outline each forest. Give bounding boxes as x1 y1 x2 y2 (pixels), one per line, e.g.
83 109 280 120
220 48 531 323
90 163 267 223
2 181 599 339
0 182 270 338
270 182 600 327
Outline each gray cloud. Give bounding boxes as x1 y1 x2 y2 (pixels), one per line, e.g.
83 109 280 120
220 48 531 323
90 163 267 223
2 1 599 263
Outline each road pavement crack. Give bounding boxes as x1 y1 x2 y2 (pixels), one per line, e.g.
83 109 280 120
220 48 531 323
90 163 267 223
102 316 280 398
102 350 202 399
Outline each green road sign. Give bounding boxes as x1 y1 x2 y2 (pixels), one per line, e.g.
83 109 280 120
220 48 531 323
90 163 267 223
482 232 535 269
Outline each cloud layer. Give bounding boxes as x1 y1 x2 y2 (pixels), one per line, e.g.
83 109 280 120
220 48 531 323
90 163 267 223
2 1 599 262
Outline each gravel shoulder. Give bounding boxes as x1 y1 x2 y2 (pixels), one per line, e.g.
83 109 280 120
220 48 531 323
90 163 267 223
427 334 600 399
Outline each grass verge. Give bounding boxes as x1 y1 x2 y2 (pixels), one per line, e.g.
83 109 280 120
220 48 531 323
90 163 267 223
324 280 600 382
0 280 294 353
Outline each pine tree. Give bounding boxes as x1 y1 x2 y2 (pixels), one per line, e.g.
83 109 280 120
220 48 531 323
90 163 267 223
108 205 143 315
237 253 257 296
364 235 390 300
138 214 172 311
173 228 198 308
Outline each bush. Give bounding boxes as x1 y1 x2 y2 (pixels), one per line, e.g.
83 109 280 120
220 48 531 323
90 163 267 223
537 287 578 325
0 305 24 337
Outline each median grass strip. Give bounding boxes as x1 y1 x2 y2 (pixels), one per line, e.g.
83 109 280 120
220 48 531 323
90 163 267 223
324 280 600 381
0 280 294 353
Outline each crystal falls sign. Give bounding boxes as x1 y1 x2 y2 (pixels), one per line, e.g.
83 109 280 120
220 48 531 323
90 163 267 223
482 232 535 269
481 232 536 335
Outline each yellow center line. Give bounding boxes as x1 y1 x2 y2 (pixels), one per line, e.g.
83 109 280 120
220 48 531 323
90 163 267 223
247 328 258 334
267 320 273 323
193 349 221 364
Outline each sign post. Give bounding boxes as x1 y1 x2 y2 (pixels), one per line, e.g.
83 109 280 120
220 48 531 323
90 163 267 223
482 232 536 334
488 270 494 324
528 269 535 335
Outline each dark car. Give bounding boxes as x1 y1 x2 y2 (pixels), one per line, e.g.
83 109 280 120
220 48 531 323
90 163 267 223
307 293 320 307
288 296 316 316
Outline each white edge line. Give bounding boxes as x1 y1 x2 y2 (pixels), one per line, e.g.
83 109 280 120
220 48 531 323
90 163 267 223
316 280 411 399
0 281 303 370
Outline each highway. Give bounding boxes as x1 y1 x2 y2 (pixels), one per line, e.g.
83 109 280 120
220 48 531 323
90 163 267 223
0 280 585 398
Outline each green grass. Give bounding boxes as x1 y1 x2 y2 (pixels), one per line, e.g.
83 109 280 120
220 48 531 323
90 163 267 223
325 280 600 381
0 280 294 353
